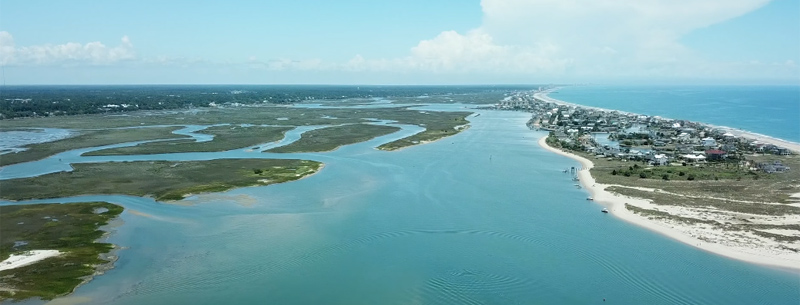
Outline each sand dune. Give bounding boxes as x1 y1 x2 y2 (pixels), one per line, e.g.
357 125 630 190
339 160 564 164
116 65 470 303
0 250 62 271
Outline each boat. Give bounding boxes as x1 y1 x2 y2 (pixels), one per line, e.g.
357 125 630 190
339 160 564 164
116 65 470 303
586 197 593 201
601 208 609 213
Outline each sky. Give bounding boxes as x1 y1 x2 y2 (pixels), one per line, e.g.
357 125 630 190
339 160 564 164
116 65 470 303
0 0 798 85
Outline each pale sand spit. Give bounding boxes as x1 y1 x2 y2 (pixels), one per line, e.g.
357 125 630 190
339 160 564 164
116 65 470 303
0 250 62 271
538 136 800 272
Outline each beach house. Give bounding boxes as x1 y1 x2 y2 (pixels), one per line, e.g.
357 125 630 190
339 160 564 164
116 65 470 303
682 154 706 163
701 137 717 148
650 154 669 166
705 149 727 161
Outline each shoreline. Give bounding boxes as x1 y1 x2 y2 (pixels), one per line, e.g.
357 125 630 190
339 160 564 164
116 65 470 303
376 124 471 152
533 90 800 153
537 136 800 272
70 216 124 297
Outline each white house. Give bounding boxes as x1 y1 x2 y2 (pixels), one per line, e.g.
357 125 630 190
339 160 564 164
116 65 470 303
683 154 707 162
701 137 717 147
653 154 669 166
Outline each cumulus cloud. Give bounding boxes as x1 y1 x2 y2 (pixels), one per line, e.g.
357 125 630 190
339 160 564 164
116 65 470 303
0 31 136 66
6 0 796 83
334 30 571 76
339 0 795 81
408 29 573 73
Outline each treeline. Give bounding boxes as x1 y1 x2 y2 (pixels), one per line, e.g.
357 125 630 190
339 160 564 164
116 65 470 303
0 85 537 119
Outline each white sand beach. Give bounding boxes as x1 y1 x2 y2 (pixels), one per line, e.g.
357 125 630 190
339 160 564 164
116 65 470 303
538 136 800 272
719 128 800 154
0 250 62 271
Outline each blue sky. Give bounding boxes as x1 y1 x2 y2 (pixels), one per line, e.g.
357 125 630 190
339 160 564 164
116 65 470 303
0 0 797 84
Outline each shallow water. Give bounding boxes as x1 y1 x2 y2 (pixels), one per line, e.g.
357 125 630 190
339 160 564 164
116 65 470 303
1 107 798 305
0 128 75 154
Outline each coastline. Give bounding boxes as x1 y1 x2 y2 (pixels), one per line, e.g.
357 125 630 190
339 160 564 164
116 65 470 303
0 202 124 301
70 216 124 297
533 90 800 153
376 124 471 152
537 135 800 272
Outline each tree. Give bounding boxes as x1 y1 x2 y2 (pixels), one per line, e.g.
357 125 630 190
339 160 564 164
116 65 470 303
611 169 618 175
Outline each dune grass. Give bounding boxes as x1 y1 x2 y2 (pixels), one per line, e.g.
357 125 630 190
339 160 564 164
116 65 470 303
610 186 800 216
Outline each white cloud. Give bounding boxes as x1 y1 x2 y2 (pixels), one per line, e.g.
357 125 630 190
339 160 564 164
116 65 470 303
337 0 795 82
392 0 774 78
405 29 574 74
333 30 571 76
5 0 796 83
0 31 136 66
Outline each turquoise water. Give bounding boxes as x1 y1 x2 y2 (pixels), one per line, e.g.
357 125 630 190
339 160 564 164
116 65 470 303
1 106 799 304
551 86 800 143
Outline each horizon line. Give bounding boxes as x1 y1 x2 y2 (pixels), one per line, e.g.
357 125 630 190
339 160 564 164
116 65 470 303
1 83 798 87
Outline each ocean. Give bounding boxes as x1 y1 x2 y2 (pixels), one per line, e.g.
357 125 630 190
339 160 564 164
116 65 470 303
551 85 800 143
2 102 798 305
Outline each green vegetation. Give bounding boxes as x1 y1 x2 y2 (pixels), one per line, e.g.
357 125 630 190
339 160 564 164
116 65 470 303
86 125 292 156
377 126 467 151
604 163 750 181
1 105 470 130
547 135 800 204
592 154 800 204
0 202 123 301
0 159 322 201
267 124 400 153
375 110 471 151
377 116 470 151
1 85 530 119
0 126 187 166
1 105 473 153
547 133 800 247
389 91 512 105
